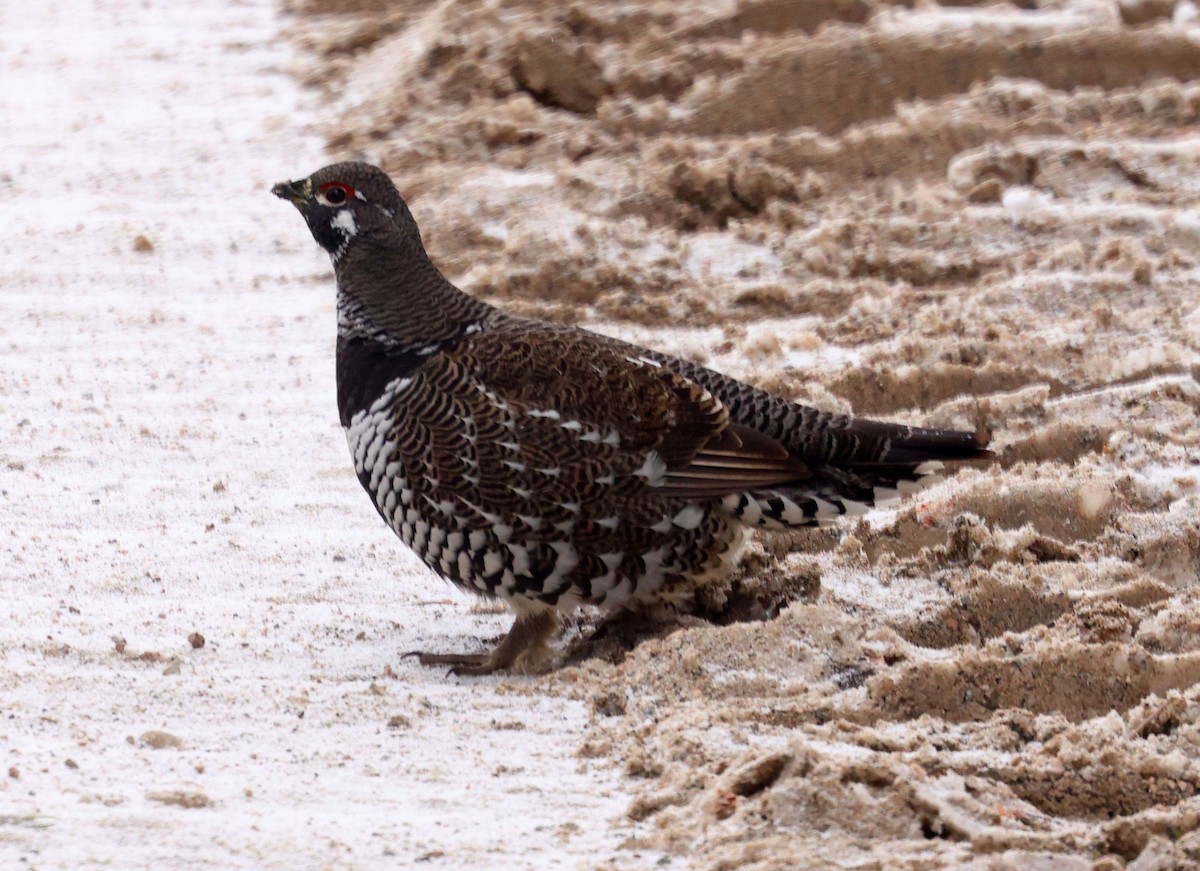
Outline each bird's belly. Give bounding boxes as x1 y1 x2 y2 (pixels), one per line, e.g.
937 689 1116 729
343 412 743 611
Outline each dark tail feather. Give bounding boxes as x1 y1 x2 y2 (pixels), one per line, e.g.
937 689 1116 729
722 424 990 531
846 420 992 465
814 420 990 508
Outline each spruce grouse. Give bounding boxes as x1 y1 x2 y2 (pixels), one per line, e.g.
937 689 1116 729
273 162 990 675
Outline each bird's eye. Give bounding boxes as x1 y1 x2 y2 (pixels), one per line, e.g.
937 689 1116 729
319 182 354 205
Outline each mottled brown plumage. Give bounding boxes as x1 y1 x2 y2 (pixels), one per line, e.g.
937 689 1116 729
274 162 990 674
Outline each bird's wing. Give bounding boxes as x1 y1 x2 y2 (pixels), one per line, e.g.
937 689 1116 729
652 422 809 497
450 324 808 499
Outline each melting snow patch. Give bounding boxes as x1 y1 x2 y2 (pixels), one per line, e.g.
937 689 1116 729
1001 185 1055 217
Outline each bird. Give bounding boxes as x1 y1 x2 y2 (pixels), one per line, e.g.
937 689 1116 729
273 161 990 675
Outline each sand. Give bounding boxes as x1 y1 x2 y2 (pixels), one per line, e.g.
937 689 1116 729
5 0 1200 867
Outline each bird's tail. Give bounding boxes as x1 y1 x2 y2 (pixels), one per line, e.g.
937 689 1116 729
722 423 991 530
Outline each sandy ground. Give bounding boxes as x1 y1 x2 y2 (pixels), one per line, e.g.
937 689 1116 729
275 0 1200 867
0 1 644 868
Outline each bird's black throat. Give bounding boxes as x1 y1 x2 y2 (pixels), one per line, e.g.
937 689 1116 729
304 205 349 256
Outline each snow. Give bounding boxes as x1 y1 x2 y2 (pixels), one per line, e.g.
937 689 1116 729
683 233 783 280
1175 0 1199 28
783 344 861 372
1001 185 1056 216
0 0 637 867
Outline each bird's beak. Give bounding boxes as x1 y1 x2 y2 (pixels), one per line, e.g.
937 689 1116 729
271 178 310 207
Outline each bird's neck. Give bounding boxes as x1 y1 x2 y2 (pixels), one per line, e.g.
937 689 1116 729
333 237 494 352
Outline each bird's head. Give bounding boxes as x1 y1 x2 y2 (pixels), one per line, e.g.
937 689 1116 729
272 162 418 263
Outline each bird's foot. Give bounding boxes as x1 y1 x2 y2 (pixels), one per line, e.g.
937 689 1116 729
404 650 492 676
405 607 560 677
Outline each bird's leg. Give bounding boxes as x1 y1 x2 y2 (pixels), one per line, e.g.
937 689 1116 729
412 607 560 676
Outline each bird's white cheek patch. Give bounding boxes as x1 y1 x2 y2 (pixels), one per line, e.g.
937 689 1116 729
331 210 357 237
